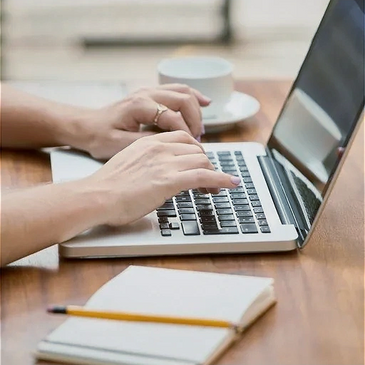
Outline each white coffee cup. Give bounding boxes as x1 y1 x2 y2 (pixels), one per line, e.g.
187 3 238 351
158 56 234 120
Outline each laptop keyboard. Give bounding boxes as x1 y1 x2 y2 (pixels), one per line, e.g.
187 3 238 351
290 172 321 224
157 151 270 236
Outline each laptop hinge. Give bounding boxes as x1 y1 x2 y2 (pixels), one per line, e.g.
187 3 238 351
258 153 307 247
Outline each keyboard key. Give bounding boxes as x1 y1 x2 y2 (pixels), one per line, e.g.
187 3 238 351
243 178 253 183
196 205 213 211
200 216 217 223
249 195 260 201
219 161 236 166
194 199 211 205
180 214 197 221
198 210 214 216
216 209 234 215
182 221 200 235
232 198 249 205
192 192 209 198
260 226 271 233
238 217 255 224
218 156 233 161
212 197 230 203
201 222 219 229
159 202 174 210
159 223 169 229
176 191 190 196
218 215 235 221
240 224 258 234
246 189 257 195
234 151 243 156
203 227 239 235
217 151 231 156
158 216 169 223
178 208 195 214
220 221 238 227
176 202 193 208
255 213 266 219
161 229 172 236
234 205 251 211
251 201 261 207
169 222 180 230
241 172 251 178
239 166 249 172
176 196 192 202
236 211 253 217
213 191 228 197
157 210 176 217
258 219 268 226
222 167 239 176
215 203 232 209
230 193 246 199
253 207 264 213
230 187 245 193
245 183 255 189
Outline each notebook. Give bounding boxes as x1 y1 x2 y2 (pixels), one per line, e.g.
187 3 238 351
35 266 276 365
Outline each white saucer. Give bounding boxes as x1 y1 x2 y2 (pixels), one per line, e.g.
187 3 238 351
203 91 260 133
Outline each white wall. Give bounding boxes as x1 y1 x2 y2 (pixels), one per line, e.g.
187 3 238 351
233 0 330 34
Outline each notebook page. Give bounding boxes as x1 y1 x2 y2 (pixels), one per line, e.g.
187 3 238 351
42 266 273 365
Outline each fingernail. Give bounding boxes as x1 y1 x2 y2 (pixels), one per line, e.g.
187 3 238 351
202 125 206 135
231 176 241 185
202 95 212 104
197 136 201 142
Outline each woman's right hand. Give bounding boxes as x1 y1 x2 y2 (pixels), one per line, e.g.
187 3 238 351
87 131 241 226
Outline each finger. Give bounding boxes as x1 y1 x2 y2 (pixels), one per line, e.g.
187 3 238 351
127 96 193 136
157 83 211 106
196 187 221 195
169 143 205 156
156 109 192 136
153 131 204 151
176 169 241 191
155 86 204 129
173 154 215 172
206 188 221 194
148 90 203 138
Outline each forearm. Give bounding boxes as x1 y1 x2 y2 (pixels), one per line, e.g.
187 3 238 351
1 179 108 266
1 84 91 149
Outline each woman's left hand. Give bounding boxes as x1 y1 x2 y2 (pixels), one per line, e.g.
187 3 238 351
70 84 210 159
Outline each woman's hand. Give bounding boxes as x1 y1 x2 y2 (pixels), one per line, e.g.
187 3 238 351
71 84 210 159
86 131 241 226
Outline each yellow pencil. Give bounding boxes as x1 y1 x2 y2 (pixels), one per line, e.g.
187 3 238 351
47 305 239 331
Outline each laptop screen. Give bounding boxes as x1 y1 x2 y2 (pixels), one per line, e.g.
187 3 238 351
268 0 364 196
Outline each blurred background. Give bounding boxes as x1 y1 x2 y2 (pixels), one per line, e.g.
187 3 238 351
1 0 330 84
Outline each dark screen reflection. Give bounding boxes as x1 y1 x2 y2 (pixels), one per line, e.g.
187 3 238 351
270 0 364 192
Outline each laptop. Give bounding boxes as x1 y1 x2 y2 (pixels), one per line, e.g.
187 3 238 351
50 0 364 258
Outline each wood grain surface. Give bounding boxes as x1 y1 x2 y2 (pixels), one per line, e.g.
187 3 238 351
1 81 364 365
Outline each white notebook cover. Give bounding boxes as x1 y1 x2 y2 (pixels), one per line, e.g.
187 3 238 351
35 266 275 365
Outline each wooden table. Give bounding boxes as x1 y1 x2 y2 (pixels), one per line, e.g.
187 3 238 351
1 81 364 365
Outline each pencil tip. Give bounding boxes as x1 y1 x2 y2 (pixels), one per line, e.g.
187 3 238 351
47 305 67 314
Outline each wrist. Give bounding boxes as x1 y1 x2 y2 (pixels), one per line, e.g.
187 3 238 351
52 105 95 152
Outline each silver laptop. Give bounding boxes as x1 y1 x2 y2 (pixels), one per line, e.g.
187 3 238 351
52 0 364 258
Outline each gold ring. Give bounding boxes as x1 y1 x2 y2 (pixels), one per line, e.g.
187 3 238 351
153 104 168 127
